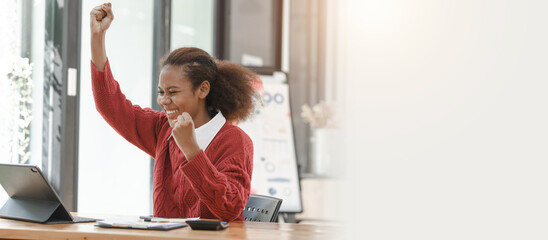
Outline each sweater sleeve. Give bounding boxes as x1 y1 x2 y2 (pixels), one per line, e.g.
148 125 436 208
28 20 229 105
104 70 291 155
91 59 160 157
180 129 253 222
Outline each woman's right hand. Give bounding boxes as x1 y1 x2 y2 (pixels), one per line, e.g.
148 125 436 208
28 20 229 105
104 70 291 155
90 3 114 35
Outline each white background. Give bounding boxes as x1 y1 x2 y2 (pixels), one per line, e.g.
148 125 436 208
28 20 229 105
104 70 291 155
341 0 548 239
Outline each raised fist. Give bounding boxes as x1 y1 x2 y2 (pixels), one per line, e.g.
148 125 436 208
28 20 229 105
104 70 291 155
90 3 114 35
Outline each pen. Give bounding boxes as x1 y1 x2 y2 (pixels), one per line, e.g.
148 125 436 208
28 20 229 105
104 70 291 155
149 217 193 223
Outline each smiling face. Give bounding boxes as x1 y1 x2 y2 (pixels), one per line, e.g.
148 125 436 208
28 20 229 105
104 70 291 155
157 65 209 128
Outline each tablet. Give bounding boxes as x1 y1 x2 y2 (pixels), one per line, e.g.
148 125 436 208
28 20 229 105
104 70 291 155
0 163 99 224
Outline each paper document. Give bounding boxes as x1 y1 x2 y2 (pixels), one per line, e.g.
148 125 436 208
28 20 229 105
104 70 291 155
96 217 197 230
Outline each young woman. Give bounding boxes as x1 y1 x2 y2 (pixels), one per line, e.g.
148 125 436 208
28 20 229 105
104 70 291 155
90 3 257 221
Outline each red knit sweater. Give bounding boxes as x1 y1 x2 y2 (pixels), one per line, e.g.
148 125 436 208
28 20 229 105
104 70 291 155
91 60 253 221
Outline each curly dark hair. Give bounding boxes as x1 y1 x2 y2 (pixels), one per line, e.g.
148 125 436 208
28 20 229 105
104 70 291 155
160 47 259 122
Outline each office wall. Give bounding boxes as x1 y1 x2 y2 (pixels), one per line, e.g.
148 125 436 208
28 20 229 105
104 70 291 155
341 0 548 239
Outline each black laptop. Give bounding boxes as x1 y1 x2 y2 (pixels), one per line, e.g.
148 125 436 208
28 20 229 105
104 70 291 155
0 163 99 224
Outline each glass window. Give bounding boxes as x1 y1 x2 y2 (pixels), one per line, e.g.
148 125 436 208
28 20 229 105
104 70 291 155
227 0 278 68
0 0 22 166
78 0 154 215
170 0 215 54
0 0 46 203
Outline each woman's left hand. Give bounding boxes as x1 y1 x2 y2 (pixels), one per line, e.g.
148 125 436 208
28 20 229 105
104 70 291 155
172 112 200 161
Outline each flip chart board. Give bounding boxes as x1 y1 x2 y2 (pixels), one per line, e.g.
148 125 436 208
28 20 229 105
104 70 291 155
238 72 302 213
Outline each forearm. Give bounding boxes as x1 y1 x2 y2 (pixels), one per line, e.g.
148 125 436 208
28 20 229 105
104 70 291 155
91 32 107 71
90 60 159 157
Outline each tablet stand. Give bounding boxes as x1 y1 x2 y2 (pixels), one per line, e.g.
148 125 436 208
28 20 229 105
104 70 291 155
0 197 70 223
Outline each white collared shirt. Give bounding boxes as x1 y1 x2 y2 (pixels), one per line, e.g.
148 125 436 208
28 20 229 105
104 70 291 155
194 112 226 150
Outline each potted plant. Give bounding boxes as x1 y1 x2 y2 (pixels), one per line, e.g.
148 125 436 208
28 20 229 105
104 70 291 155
301 101 339 176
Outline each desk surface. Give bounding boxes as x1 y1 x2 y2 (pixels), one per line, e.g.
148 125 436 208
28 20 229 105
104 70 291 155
0 213 340 240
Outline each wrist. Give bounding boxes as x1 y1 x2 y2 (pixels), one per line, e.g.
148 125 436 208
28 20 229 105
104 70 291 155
91 35 104 42
91 31 106 39
183 144 200 161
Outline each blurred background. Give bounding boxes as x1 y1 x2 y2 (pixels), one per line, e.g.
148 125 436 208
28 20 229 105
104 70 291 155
4 0 548 239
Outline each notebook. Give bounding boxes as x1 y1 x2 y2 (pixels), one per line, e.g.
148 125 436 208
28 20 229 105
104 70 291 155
0 163 100 224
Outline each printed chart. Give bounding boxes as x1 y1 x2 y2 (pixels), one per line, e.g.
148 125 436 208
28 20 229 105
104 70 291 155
238 72 302 213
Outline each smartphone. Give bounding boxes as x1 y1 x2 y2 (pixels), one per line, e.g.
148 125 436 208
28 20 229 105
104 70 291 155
186 220 229 230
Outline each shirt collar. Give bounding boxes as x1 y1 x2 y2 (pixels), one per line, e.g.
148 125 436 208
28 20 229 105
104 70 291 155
194 112 226 150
